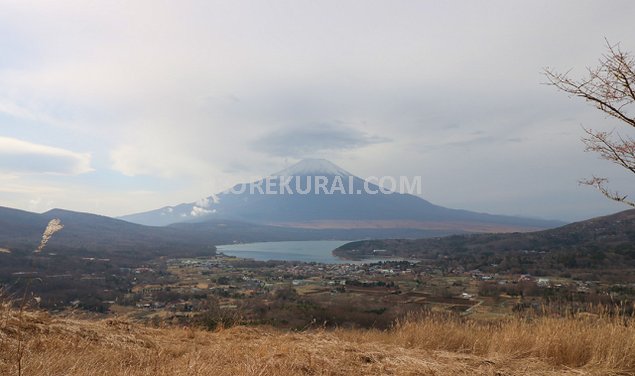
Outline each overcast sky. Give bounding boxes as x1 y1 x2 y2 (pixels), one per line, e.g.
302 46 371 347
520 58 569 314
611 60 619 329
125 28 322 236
1 0 634 222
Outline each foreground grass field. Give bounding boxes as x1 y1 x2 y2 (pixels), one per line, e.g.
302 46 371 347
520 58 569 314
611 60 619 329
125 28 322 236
1 305 634 375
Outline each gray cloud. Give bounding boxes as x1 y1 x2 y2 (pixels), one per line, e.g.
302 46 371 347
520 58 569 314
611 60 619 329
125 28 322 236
0 1 634 220
252 124 390 157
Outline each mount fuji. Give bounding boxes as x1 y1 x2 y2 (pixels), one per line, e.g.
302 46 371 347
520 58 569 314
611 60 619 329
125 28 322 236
119 159 563 233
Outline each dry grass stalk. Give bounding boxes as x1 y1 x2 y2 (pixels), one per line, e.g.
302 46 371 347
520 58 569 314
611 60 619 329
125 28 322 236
35 218 64 253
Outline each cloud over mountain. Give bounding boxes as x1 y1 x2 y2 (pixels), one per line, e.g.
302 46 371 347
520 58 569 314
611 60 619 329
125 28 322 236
252 124 390 157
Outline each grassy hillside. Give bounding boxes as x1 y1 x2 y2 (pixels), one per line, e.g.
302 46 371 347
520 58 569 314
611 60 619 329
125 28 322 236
1 304 634 375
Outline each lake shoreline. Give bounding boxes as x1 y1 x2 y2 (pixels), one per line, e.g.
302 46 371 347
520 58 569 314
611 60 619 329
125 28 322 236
216 240 404 264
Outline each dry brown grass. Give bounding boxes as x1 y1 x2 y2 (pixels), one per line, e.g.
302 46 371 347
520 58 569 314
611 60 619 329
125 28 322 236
337 312 635 375
1 307 634 375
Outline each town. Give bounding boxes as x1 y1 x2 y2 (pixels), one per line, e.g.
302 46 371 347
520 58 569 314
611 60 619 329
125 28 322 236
109 253 634 329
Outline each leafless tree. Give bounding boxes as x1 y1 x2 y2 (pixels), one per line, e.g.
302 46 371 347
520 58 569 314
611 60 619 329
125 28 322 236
545 40 635 207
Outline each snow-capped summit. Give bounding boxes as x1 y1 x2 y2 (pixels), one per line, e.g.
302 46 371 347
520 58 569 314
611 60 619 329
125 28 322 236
272 158 351 177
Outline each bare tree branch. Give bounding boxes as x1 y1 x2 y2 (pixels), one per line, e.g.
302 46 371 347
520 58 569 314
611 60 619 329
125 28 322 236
545 40 635 207
544 41 635 128
580 176 635 207
581 128 635 175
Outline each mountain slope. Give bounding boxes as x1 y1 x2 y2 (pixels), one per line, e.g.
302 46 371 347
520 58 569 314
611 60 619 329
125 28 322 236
169 219 460 243
0 206 215 260
120 159 563 232
334 209 635 265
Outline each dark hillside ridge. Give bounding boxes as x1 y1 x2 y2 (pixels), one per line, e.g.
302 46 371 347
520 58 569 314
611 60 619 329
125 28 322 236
334 209 635 272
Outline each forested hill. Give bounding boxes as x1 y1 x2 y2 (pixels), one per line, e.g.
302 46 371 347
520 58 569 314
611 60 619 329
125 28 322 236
334 209 635 274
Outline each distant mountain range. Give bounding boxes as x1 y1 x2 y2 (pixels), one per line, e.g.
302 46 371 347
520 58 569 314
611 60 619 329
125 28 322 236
120 159 564 232
0 159 568 262
0 182 632 278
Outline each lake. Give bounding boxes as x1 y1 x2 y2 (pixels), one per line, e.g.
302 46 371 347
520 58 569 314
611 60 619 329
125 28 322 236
217 240 380 264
